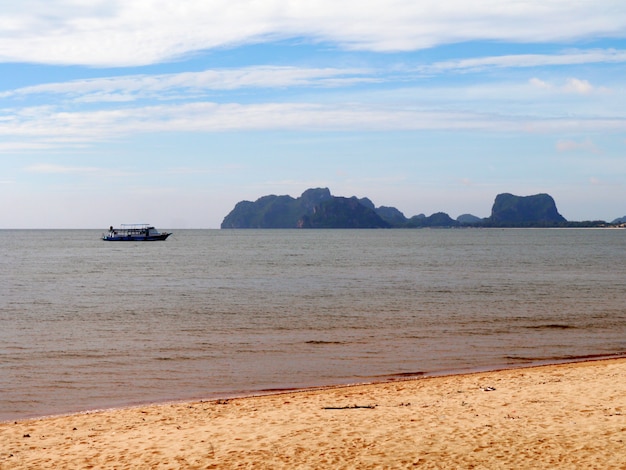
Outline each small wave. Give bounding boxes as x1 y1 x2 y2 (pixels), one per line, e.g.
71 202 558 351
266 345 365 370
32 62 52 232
154 356 200 361
388 371 426 378
524 324 577 330
368 371 425 379
305 340 345 345
506 352 626 363
259 387 302 393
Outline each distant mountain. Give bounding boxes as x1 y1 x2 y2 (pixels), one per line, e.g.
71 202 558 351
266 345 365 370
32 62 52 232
456 213 483 224
221 188 616 229
298 197 390 228
220 194 300 228
300 187 334 211
485 193 566 226
406 212 459 228
221 188 391 229
376 206 409 226
612 216 626 224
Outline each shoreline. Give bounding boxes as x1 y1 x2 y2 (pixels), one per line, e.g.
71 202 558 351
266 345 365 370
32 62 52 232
4 352 625 424
3 357 626 468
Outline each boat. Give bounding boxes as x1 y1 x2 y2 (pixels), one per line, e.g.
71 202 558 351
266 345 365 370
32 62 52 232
102 224 172 241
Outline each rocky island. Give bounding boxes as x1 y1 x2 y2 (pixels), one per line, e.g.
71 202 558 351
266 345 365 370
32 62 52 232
221 188 610 228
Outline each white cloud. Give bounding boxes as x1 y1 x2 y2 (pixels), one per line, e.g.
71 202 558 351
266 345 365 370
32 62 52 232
529 77 603 94
0 99 624 154
0 101 532 145
0 66 374 102
24 164 105 174
2 49 622 105
22 163 136 180
556 138 601 153
1 1 626 66
563 78 593 95
529 78 552 90
0 142 58 152
423 49 626 73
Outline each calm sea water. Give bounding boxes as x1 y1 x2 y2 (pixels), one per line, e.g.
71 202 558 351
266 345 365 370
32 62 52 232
2 229 626 421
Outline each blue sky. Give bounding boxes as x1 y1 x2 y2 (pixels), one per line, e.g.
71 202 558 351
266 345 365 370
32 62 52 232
2 1 626 228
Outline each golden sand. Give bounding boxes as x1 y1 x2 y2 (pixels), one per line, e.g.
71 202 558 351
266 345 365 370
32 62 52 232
1 358 626 469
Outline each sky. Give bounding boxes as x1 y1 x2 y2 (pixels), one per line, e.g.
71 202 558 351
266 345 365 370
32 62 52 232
2 1 626 228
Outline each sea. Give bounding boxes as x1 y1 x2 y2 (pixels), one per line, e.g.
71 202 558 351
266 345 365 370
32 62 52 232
2 228 626 421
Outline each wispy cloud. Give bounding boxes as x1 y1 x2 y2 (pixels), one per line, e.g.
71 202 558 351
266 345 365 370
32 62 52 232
3 49 623 105
2 2 626 66
1 100 624 154
422 49 626 74
24 164 107 174
556 138 601 154
563 78 594 95
0 66 375 102
0 142 60 152
529 77 606 95
22 164 136 179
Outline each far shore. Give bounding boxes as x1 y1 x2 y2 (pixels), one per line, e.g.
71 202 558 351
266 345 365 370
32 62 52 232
2 357 626 468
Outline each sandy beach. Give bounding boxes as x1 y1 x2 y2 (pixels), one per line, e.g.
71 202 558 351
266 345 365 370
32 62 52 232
1 358 625 469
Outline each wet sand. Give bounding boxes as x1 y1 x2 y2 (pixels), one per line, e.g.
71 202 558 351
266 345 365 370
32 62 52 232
1 358 625 469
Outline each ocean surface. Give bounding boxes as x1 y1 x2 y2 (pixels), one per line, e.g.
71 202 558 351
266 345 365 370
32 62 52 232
2 228 626 421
